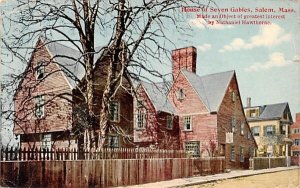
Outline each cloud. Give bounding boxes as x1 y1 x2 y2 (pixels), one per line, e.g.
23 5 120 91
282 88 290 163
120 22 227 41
219 24 291 53
197 43 212 52
245 52 292 72
189 18 234 30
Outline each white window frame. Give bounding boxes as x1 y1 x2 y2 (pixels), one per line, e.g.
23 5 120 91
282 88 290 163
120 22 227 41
41 133 52 150
231 118 236 133
35 95 45 119
36 62 45 80
265 125 275 136
167 116 173 130
230 145 235 161
240 122 244 135
109 101 120 122
252 126 260 136
108 135 119 148
231 91 236 102
178 88 184 100
240 147 244 162
184 116 192 131
136 109 146 129
185 141 200 157
294 128 300 134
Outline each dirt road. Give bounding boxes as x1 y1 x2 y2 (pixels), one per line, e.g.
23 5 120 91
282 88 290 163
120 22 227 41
187 169 300 188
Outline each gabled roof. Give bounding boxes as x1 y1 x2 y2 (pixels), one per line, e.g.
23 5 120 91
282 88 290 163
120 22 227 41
44 39 85 88
182 70 235 112
259 103 288 119
140 81 175 114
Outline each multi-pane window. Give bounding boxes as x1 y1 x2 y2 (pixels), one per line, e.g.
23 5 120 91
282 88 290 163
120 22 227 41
231 118 236 133
41 134 52 150
240 147 244 162
109 101 120 122
35 95 45 118
265 125 275 136
184 116 192 131
185 141 200 157
294 128 300 134
167 116 173 130
249 109 257 117
280 124 286 135
36 62 45 80
230 145 235 161
108 136 119 148
137 109 146 129
240 122 244 135
295 139 300 146
252 126 260 136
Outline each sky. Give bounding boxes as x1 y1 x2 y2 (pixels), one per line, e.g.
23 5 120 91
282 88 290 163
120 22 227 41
0 0 299 133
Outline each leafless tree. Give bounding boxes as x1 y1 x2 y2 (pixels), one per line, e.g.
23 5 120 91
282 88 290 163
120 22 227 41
2 0 216 150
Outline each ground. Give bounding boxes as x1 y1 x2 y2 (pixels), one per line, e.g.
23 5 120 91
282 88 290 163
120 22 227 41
187 169 300 188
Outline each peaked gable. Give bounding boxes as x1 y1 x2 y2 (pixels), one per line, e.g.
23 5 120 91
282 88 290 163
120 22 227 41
260 103 293 121
182 70 235 112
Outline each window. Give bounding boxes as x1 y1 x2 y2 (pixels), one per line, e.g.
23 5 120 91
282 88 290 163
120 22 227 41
167 116 173 130
35 95 45 118
231 91 236 102
294 128 300 134
108 136 119 148
231 118 236 133
184 116 192 131
137 99 143 108
109 101 120 122
252 126 260 136
240 122 244 135
136 109 146 129
249 109 257 117
185 141 200 157
230 145 235 161
248 131 252 140
265 125 275 136
178 88 184 100
250 147 255 157
240 147 244 162
219 144 225 156
36 62 45 80
280 124 286 135
295 139 300 146
41 134 52 150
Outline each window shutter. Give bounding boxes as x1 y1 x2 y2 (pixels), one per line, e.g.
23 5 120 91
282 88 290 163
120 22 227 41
264 126 267 136
272 125 276 135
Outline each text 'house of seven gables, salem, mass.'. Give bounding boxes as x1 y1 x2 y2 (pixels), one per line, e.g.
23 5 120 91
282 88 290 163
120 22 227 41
14 37 257 169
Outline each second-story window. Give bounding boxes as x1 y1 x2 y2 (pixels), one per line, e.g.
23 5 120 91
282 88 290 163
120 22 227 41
109 101 120 122
252 126 260 136
294 128 300 134
184 116 192 131
167 116 173 130
36 62 45 80
280 124 286 135
137 109 146 129
231 118 236 133
265 125 275 136
35 95 45 119
240 122 244 135
295 139 300 146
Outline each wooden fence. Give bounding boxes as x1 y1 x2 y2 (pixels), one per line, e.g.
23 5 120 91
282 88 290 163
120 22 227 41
0 147 187 161
249 157 288 170
0 157 225 187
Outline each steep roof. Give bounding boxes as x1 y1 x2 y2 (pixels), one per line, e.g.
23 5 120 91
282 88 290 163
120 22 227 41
44 39 85 88
182 70 235 112
141 81 175 114
259 103 288 119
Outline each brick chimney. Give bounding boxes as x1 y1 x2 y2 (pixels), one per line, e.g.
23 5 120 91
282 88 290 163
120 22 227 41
172 46 197 79
296 113 300 122
246 97 251 107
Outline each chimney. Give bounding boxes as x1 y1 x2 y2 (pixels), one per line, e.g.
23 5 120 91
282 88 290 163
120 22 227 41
172 46 197 79
296 113 300 122
246 97 251 107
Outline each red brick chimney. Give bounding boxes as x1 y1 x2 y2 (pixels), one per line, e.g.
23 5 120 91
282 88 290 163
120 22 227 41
296 113 300 122
172 46 197 79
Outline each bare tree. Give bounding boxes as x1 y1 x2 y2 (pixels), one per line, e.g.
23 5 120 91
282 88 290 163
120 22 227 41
2 0 215 150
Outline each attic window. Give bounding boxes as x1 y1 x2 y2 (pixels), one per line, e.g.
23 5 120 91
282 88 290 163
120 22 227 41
35 95 45 119
36 62 45 80
231 91 236 102
178 88 184 100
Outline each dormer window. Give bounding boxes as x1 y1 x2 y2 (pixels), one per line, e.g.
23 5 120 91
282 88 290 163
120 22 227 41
36 62 45 80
